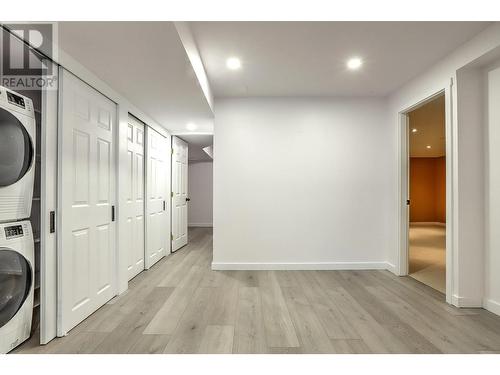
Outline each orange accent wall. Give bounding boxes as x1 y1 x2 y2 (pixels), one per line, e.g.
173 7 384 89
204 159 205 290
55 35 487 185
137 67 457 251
409 157 446 223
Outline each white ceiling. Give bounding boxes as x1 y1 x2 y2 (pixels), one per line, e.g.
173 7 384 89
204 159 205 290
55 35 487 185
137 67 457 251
409 94 445 158
190 21 491 97
58 22 214 133
177 134 213 162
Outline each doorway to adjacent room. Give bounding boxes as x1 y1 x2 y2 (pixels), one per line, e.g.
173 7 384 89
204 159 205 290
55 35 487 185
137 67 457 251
407 94 446 293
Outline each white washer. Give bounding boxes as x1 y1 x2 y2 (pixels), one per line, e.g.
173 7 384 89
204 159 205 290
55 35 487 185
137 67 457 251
0 86 36 223
0 220 34 353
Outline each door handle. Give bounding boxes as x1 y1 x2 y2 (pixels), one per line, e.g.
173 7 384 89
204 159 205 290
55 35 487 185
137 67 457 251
406 199 410 205
163 200 166 211
49 211 56 233
111 205 115 222
185 198 191 202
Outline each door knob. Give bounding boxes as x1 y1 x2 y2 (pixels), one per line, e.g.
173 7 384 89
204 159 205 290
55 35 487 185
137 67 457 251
186 198 191 202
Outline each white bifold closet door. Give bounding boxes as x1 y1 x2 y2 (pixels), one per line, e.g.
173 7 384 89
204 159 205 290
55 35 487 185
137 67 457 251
125 115 145 280
171 136 188 252
58 69 117 335
145 127 170 268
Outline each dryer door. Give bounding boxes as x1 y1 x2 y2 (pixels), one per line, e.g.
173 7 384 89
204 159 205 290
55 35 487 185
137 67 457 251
0 248 32 328
0 108 34 187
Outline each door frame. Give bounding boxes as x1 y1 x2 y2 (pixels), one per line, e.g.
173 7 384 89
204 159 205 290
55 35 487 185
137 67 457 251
40 61 59 344
56 67 120 336
397 85 454 304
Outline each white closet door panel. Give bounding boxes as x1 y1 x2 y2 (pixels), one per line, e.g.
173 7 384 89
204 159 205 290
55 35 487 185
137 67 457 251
125 115 145 281
58 69 117 335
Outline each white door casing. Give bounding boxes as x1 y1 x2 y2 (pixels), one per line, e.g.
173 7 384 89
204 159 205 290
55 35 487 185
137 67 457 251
57 69 117 335
172 136 188 252
125 115 145 280
145 127 169 268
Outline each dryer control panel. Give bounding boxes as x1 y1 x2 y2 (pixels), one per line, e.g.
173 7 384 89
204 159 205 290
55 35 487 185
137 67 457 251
7 91 26 109
0 85 35 118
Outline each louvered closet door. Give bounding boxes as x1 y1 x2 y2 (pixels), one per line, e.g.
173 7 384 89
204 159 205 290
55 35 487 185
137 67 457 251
171 136 188 252
145 127 169 268
125 115 145 281
58 69 117 335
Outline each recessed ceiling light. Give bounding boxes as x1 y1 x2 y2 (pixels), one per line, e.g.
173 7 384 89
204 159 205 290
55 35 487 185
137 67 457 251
412 128 418 133
426 145 432 149
186 122 197 131
226 57 241 70
347 57 363 70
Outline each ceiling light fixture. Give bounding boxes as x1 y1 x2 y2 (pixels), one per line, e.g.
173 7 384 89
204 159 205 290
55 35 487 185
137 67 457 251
186 122 198 131
412 128 418 133
347 57 363 70
226 57 241 70
426 145 432 149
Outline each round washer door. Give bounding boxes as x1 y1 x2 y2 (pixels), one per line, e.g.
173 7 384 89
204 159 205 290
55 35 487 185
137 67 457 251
0 248 32 329
0 107 34 187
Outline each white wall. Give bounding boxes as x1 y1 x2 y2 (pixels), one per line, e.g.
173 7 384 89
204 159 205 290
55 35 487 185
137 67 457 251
455 66 485 307
485 65 500 315
188 161 213 227
213 97 393 269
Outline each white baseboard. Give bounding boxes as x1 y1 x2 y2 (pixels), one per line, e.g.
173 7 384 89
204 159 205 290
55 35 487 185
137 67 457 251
451 294 483 308
211 261 392 271
188 223 213 228
385 262 397 274
484 299 500 316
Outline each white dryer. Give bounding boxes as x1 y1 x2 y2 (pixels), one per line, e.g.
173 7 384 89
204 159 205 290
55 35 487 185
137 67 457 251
0 220 34 353
0 86 36 223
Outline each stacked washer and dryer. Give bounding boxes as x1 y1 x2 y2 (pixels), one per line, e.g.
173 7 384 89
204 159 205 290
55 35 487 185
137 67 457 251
0 86 37 353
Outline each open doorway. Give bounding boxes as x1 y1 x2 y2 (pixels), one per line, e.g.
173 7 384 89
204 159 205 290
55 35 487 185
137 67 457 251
407 94 446 293
172 134 213 251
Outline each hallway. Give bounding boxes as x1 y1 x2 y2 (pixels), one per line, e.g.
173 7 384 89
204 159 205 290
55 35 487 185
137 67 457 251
15 227 500 354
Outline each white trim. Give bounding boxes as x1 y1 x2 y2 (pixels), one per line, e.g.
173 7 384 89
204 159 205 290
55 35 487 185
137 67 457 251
385 262 397 274
40 62 59 345
212 261 392 271
397 110 410 277
188 223 213 227
2 27 60 344
451 294 483 308
484 299 500 316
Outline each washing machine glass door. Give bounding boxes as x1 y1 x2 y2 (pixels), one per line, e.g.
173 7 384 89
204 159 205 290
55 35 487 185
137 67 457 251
0 107 34 187
0 248 32 328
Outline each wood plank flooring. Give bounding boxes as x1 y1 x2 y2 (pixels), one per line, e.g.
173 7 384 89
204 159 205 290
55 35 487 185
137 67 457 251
14 227 500 354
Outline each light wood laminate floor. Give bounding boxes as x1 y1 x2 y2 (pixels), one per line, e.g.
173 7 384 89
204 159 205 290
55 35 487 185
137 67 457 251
15 227 500 354
409 223 446 293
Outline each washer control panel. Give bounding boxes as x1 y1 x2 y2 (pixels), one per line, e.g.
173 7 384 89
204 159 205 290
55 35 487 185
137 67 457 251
4 224 24 239
0 221 31 242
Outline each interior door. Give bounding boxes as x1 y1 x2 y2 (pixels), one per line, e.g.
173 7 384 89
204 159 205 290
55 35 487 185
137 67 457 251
58 69 117 335
172 136 188 252
125 115 145 280
145 127 169 268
